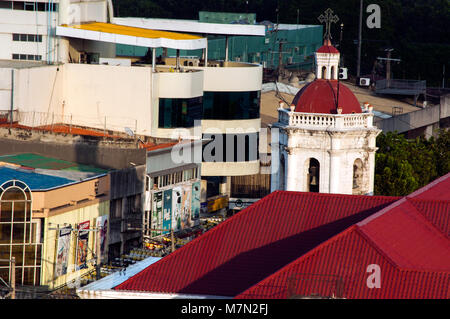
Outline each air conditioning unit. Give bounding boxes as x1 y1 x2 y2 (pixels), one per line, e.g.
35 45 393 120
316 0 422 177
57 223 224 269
339 67 348 80
359 77 371 86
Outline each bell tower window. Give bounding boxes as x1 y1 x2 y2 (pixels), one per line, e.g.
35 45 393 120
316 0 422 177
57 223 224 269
307 158 320 192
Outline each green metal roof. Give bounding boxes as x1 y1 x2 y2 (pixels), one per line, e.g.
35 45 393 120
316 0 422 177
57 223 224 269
0 153 108 174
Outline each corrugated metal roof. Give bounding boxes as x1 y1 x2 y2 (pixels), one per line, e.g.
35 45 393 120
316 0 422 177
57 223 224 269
0 166 74 191
0 153 107 174
237 175 450 299
78 257 161 292
56 22 207 50
114 191 398 296
237 227 449 299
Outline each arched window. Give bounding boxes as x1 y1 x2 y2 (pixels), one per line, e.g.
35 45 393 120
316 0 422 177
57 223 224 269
0 180 41 286
330 66 335 80
352 159 364 194
321 66 327 79
279 154 286 190
307 158 320 192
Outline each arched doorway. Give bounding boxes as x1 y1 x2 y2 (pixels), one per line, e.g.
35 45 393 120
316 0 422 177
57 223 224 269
307 158 320 192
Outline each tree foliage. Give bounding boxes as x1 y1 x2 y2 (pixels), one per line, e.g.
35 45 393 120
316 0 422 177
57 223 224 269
374 129 450 196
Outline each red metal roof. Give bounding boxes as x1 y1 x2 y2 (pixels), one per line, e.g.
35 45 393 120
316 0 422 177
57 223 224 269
114 191 398 296
291 79 362 114
407 172 450 201
237 175 450 299
236 227 449 299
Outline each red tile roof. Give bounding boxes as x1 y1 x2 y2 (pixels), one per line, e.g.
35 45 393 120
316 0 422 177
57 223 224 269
237 174 450 299
114 191 398 296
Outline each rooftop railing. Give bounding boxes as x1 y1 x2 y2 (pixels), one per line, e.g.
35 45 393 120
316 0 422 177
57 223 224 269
278 108 374 129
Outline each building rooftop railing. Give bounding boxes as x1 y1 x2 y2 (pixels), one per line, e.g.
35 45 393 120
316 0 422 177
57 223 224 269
278 108 374 130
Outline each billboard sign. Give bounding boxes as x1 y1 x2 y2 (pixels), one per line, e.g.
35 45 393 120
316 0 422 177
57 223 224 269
55 226 71 277
152 191 163 236
172 187 182 232
76 221 90 271
191 181 201 225
96 215 108 263
181 184 192 229
162 189 172 235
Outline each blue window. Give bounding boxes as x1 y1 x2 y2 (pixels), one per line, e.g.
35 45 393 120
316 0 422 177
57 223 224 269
158 97 203 128
202 91 260 120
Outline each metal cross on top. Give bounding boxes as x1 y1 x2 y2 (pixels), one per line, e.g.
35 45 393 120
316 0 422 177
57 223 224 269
318 8 339 40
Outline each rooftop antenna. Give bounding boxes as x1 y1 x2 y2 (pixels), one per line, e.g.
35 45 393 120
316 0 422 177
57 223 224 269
125 127 145 146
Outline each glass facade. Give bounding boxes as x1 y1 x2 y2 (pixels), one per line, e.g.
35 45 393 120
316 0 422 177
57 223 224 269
158 97 203 128
202 91 260 120
203 132 259 163
0 180 41 286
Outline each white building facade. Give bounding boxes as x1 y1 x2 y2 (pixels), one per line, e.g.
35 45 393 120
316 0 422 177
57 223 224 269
271 40 381 195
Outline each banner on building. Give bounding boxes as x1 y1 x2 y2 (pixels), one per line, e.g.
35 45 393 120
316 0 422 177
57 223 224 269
191 181 201 225
172 187 182 232
55 226 71 277
181 184 192 229
163 189 172 235
76 221 90 271
151 191 163 236
96 215 108 263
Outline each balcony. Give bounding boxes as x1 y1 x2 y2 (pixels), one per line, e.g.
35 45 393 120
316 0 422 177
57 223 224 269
277 108 374 130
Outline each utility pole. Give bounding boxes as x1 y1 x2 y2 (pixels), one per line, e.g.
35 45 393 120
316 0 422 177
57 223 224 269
357 0 363 77
96 227 101 280
11 258 15 300
386 48 392 87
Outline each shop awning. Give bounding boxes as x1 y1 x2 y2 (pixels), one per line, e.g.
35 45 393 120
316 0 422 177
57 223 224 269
56 22 207 50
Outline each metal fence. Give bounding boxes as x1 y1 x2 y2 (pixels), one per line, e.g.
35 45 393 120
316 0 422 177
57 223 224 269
11 111 139 135
375 79 426 94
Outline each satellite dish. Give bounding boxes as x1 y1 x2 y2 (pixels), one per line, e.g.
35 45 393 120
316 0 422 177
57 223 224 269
124 127 134 137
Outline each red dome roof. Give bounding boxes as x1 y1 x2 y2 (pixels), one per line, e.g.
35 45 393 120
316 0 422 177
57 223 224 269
317 44 339 54
316 38 339 54
292 79 362 114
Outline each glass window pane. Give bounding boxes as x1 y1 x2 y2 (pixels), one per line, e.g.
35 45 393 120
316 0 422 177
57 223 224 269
23 267 35 285
0 224 12 244
12 223 25 243
12 54 19 60
0 201 13 222
27 55 35 61
27 34 35 42
20 34 27 41
13 201 26 222
12 34 19 41
11 245 24 266
0 245 11 261
20 54 27 60
2 188 26 201
24 245 37 266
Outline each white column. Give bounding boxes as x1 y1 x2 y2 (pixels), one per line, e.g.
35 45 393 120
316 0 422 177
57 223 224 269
328 150 341 193
58 0 70 63
225 36 229 62
286 150 297 191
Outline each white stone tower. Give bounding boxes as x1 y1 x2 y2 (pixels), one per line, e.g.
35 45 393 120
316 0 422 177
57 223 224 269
271 40 381 195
